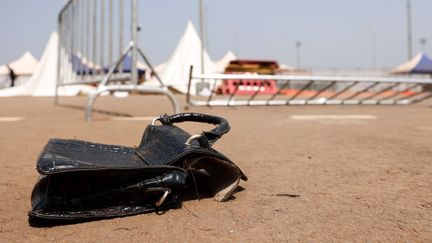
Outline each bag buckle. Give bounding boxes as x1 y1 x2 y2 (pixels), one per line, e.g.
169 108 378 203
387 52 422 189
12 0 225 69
146 187 171 207
151 117 161 125
185 134 202 145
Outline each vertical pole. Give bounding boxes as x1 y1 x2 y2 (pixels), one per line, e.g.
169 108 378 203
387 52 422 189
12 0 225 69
71 2 76 72
131 0 138 86
199 0 205 75
420 38 427 53
65 7 71 84
369 27 376 70
73 4 77 81
296 41 301 69
92 0 97 77
69 6 74 84
233 26 239 57
100 0 105 73
109 0 113 66
86 0 90 76
55 12 63 104
407 0 413 60
119 0 124 74
80 0 84 79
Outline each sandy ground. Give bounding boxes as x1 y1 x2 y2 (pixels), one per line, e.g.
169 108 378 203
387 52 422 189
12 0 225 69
0 95 431 242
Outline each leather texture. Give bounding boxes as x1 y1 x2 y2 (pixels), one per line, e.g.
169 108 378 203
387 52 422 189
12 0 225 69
29 113 247 226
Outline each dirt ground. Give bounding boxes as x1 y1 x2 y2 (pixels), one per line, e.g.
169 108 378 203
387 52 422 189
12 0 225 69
0 95 431 242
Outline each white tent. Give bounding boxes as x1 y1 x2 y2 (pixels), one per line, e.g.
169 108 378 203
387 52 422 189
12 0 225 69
145 21 218 94
214 51 236 73
0 52 38 76
0 32 93 97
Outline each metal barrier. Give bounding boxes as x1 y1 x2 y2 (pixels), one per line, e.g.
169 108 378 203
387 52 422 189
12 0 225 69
187 67 432 106
57 0 179 120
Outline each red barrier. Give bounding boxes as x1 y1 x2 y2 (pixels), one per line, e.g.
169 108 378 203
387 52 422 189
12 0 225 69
217 79 278 95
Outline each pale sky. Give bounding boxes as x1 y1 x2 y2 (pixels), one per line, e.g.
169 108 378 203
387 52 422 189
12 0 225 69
0 0 431 70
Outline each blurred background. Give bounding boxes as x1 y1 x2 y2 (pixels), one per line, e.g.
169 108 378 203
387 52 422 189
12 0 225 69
0 0 431 71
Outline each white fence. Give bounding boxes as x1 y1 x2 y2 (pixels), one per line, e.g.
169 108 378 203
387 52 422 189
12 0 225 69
187 67 432 106
57 0 179 120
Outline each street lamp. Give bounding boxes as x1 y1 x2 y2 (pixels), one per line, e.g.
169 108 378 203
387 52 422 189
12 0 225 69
296 41 302 69
420 38 427 53
368 27 376 69
233 26 239 57
406 0 413 59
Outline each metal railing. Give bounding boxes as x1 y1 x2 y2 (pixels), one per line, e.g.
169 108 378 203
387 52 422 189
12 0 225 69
187 67 432 106
56 0 179 120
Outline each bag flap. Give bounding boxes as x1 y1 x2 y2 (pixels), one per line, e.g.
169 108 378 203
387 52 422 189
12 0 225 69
36 139 182 175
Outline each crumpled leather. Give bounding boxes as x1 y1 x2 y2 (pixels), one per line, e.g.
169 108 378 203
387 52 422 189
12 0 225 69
28 113 247 226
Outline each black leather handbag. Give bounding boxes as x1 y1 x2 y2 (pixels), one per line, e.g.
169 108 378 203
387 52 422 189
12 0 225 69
28 113 247 225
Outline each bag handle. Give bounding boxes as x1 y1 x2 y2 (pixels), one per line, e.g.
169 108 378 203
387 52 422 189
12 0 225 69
154 113 230 147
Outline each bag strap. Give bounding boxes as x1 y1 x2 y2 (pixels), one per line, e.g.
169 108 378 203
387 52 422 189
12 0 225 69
155 113 230 147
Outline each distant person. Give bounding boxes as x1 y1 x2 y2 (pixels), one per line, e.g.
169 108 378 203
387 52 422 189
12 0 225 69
7 64 17 87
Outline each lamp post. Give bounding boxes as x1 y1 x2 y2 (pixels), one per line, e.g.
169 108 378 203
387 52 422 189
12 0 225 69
296 41 302 69
234 26 239 57
369 27 376 69
406 0 413 59
420 38 427 53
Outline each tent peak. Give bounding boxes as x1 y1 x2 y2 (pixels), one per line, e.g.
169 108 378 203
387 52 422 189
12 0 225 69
18 52 38 63
392 52 432 74
184 20 199 37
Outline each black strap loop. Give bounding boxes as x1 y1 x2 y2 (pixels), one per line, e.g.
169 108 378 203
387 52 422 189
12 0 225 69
158 113 230 146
